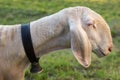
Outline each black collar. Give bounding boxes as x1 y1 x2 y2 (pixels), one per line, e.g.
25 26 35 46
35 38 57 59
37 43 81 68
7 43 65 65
21 24 39 64
21 24 43 73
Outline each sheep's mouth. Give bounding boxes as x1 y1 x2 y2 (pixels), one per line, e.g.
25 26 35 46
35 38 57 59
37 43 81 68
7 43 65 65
93 49 106 58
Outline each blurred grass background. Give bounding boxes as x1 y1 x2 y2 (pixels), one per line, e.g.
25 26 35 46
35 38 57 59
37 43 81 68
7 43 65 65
0 0 120 80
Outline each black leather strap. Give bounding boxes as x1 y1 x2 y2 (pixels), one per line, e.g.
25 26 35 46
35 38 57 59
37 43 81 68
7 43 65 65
21 24 39 64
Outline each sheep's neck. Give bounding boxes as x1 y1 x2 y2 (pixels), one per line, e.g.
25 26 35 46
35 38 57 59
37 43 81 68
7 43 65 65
30 16 70 57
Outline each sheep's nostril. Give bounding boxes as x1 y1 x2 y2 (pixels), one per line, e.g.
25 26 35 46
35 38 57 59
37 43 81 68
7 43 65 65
108 47 112 52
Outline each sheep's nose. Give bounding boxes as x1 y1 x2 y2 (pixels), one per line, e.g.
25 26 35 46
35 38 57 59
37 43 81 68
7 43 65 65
108 46 112 52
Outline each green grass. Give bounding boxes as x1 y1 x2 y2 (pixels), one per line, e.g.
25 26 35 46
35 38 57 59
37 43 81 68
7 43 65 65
0 0 120 80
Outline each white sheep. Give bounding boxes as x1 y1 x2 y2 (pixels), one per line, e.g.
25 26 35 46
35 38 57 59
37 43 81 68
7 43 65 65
0 6 113 80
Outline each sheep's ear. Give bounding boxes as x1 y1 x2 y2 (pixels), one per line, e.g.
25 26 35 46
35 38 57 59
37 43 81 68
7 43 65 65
69 18 92 67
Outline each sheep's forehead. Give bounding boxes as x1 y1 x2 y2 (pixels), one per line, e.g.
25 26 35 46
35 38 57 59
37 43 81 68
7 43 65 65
82 8 109 29
83 8 103 21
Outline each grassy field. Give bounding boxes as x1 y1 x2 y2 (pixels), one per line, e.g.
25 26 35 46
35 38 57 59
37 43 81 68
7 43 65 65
0 0 120 80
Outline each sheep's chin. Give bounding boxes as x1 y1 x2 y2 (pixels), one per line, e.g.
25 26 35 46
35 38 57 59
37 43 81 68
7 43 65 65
92 49 106 58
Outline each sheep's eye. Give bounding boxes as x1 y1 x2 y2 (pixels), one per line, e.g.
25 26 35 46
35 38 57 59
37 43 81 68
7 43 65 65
87 23 93 26
87 23 96 29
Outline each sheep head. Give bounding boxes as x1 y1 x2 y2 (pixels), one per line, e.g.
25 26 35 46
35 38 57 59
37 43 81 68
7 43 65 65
69 7 113 68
